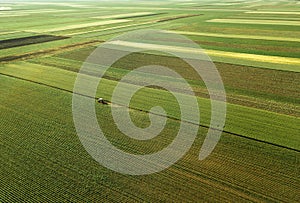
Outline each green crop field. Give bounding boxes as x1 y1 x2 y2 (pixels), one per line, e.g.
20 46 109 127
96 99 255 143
0 0 299 202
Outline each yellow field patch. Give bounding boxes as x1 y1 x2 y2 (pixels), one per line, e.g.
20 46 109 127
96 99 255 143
205 50 300 66
164 30 300 42
26 19 131 32
92 12 155 19
207 18 300 26
107 40 300 66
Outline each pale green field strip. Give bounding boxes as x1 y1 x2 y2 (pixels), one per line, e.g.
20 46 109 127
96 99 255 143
65 21 178 38
192 8 251 12
241 1 282 7
241 0 265 8
0 32 39 41
52 11 112 17
207 18 300 26
177 2 197 5
24 19 131 33
91 12 155 19
1 17 104 32
106 40 300 70
0 14 28 17
2 9 77 15
18 2 102 8
0 61 299 150
165 30 300 42
0 31 21 35
206 3 241 6
242 4 262 8
245 11 300 15
65 21 154 36
96 6 251 12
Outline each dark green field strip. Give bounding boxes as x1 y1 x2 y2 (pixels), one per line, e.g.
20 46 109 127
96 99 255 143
0 74 299 202
0 61 299 151
0 37 85 60
193 38 300 58
52 47 300 107
0 35 69 50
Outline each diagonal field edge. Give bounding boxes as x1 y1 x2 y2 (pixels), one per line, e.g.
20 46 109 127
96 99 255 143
1 72 299 153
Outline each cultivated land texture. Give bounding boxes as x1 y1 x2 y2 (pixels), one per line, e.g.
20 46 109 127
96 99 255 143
0 0 299 202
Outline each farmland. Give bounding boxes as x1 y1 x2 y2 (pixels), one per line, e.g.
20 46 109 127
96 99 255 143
0 0 299 202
